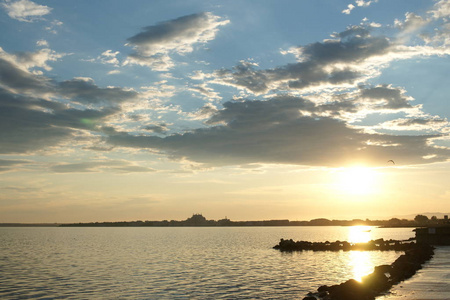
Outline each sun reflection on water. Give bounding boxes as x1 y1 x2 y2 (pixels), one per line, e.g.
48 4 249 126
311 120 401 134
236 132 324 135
349 251 374 282
348 225 372 244
348 226 375 281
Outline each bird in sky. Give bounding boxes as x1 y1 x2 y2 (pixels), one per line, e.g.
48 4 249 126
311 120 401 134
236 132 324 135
387 160 395 165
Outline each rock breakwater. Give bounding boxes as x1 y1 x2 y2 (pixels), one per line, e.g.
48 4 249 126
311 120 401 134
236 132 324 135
274 238 415 252
273 239 434 300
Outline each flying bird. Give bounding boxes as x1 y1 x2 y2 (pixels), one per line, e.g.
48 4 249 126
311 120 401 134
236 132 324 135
387 160 395 165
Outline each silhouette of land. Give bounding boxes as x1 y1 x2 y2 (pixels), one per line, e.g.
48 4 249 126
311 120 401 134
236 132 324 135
55 213 450 227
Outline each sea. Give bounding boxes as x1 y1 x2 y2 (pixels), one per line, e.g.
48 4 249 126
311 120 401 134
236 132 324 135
0 226 416 299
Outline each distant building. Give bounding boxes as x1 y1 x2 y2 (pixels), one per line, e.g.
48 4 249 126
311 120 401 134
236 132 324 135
415 226 450 245
185 213 208 226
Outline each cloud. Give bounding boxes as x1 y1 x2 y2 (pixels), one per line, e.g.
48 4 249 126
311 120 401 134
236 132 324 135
98 50 120 66
0 56 51 93
36 40 49 47
0 87 119 154
188 83 222 101
430 0 450 19
106 96 450 167
356 0 378 7
342 4 355 15
212 26 392 94
186 103 219 120
10 48 63 72
211 20 450 95
377 117 448 132
358 85 414 110
0 90 74 153
0 159 30 172
57 77 139 105
107 70 120 75
0 47 139 107
143 123 169 133
0 46 63 94
2 0 52 22
0 46 62 72
50 160 155 173
342 0 378 14
124 12 229 71
45 19 63 34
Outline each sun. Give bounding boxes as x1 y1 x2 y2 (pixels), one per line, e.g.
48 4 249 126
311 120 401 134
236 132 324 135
337 166 378 195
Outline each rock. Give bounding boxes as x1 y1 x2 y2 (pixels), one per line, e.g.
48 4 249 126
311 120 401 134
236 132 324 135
317 285 329 292
297 243 435 300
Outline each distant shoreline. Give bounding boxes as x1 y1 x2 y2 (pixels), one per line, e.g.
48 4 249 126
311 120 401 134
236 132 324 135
2 213 447 228
0 224 416 227
0 223 61 227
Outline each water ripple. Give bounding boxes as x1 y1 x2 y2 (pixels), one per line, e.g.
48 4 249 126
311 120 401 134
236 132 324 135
0 226 413 299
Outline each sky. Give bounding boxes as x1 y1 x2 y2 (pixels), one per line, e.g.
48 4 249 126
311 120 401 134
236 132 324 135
0 0 449 223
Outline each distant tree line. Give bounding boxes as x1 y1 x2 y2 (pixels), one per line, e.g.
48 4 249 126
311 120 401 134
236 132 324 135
58 214 449 227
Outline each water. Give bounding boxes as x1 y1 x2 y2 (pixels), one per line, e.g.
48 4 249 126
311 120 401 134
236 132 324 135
0 226 414 299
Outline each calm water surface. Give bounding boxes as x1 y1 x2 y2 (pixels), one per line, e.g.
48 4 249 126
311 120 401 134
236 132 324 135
0 226 414 299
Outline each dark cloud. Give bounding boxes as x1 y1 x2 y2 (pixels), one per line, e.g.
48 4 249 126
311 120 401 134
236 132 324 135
127 13 209 45
50 160 155 173
1 49 139 107
57 78 138 105
0 58 50 93
125 12 229 70
380 117 448 131
107 97 449 167
214 26 392 94
143 123 168 133
300 27 388 64
0 159 30 172
0 47 145 154
396 118 447 126
359 85 413 109
0 89 74 153
0 88 118 154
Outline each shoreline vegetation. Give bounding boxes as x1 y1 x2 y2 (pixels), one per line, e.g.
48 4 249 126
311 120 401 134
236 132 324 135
1 213 448 227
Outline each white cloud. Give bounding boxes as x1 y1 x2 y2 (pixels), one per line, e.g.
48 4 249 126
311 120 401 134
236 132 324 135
36 39 49 47
124 12 229 71
45 19 63 34
431 0 450 19
99 50 120 66
0 46 64 75
107 70 121 75
2 0 52 22
356 0 377 7
342 0 378 14
342 4 355 15
188 83 222 101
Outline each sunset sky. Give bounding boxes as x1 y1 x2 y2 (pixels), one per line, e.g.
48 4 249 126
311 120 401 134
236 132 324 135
1 0 449 223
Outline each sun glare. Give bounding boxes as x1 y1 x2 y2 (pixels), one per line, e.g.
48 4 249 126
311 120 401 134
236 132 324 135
349 251 373 282
348 226 372 244
337 166 378 195
348 226 375 282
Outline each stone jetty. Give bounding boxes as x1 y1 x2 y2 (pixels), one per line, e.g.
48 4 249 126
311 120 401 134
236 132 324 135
273 239 434 300
273 238 415 252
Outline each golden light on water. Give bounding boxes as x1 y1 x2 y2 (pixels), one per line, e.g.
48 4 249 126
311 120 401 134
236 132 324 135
348 226 372 244
348 226 375 282
349 251 373 282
